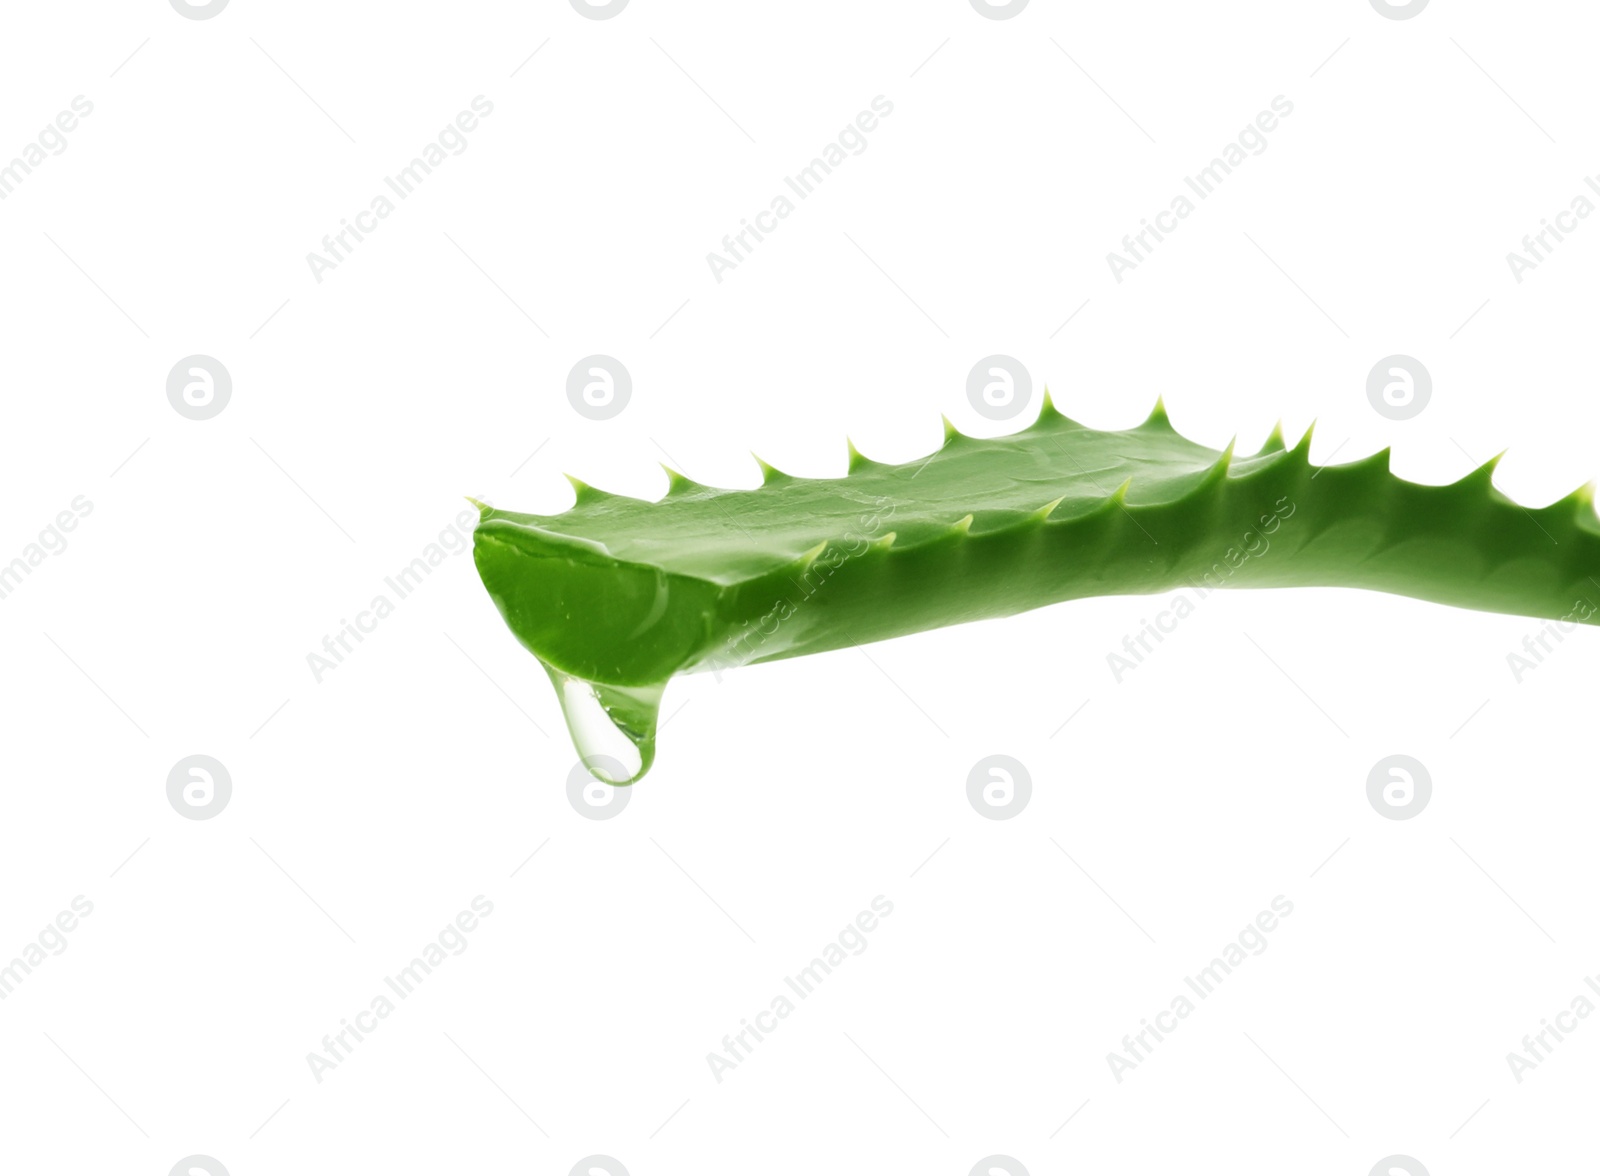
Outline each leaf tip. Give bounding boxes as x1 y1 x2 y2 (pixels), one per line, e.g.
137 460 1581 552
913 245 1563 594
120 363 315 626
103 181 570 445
1292 420 1317 460
1458 448 1507 488
1202 437 1237 483
1565 480 1597 517
1030 495 1067 523
795 539 829 568
752 452 788 484
658 462 694 495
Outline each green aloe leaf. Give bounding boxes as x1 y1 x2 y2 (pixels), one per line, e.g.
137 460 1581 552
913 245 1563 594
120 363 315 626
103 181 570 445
472 396 1599 784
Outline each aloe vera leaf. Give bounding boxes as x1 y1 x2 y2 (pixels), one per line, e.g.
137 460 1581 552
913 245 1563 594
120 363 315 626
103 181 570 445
472 396 1599 783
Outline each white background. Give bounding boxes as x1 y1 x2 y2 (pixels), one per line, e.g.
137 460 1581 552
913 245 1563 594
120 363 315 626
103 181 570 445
2 1 1597 1173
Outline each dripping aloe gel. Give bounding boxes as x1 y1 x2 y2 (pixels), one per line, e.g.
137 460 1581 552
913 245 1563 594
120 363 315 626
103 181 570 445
472 397 1600 784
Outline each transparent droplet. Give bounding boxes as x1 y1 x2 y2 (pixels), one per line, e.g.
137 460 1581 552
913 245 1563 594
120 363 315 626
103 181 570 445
550 669 664 786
